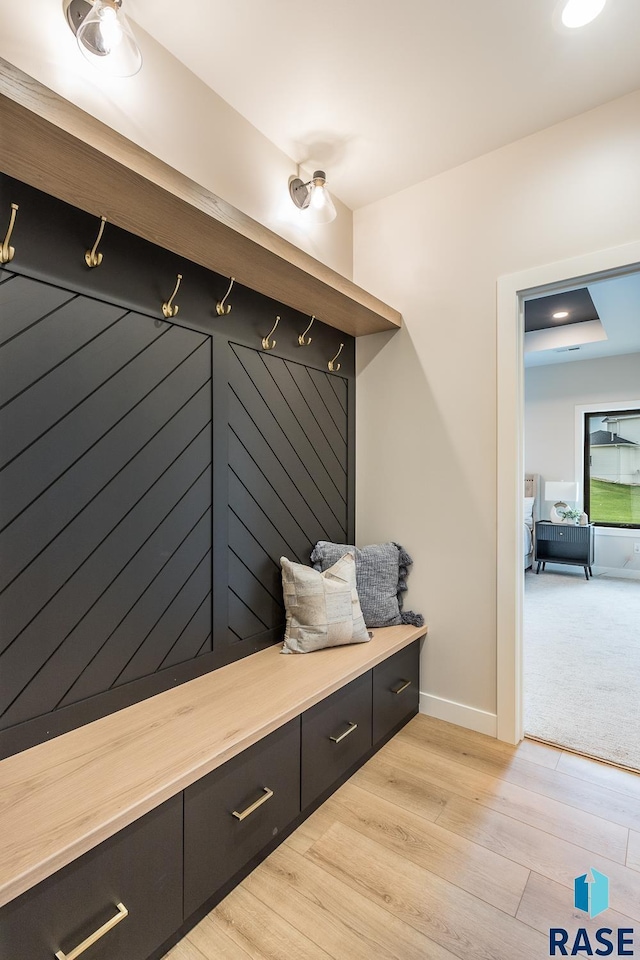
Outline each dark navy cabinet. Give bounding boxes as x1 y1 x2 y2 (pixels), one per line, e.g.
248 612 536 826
184 718 301 918
0 796 183 960
535 521 594 580
301 671 373 809
373 641 420 744
0 639 422 960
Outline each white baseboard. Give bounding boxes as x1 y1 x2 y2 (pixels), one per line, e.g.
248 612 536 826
419 693 497 737
593 566 640 581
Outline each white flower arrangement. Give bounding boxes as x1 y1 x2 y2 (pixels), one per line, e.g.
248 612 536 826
559 507 582 522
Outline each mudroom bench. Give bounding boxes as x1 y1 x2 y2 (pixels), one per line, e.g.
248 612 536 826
0 624 425 960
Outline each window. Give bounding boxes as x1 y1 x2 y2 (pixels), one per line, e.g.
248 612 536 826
584 409 640 527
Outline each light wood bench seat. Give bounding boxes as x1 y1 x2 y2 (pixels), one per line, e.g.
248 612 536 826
0 624 425 908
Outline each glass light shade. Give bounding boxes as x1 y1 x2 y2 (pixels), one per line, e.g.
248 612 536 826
305 178 337 224
76 0 142 77
561 0 607 28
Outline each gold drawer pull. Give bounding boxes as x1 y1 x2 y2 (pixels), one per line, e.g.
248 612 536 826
392 679 411 695
232 786 274 821
54 902 128 960
330 721 358 744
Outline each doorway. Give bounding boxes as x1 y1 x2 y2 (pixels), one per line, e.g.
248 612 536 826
522 272 640 768
495 238 640 747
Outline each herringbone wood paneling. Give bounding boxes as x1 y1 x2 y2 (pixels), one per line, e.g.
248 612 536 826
226 343 349 647
0 272 213 732
0 175 356 756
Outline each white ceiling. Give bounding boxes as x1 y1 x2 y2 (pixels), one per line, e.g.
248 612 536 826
127 0 640 210
525 270 640 366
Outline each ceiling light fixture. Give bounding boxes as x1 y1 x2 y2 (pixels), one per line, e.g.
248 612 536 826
553 311 569 318
561 0 607 28
64 0 142 77
289 171 337 224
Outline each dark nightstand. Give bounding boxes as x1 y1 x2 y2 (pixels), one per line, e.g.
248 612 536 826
534 521 594 581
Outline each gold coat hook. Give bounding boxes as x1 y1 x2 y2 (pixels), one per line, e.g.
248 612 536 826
328 342 344 372
162 274 182 318
216 276 235 316
262 316 280 350
298 315 315 346
0 203 19 265
85 215 107 268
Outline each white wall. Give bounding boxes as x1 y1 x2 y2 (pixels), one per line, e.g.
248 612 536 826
354 90 640 731
0 1 353 279
526 353 640 577
525 353 640 482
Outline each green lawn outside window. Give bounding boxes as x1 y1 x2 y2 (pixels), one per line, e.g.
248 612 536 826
589 478 640 525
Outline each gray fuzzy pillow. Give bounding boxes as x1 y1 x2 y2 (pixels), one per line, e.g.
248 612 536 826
310 541 424 629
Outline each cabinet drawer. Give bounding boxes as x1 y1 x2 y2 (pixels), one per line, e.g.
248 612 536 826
373 641 420 744
536 523 589 543
0 794 182 960
184 717 300 918
301 671 372 810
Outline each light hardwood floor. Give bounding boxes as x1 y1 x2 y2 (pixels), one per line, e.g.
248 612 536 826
165 715 640 960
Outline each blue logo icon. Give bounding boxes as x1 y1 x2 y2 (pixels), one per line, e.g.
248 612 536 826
574 869 609 919
550 871 632 955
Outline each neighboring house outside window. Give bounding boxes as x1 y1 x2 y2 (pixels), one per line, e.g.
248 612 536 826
584 410 640 527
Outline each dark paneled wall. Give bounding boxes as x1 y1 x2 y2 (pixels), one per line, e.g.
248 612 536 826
0 271 213 740
226 343 348 651
0 175 354 758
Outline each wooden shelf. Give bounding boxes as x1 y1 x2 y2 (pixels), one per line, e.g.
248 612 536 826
0 624 425 909
0 59 401 338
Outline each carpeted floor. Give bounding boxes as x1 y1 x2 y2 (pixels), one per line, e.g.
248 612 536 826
524 566 640 771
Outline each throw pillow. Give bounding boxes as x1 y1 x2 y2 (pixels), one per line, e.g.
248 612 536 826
280 553 370 654
310 541 424 629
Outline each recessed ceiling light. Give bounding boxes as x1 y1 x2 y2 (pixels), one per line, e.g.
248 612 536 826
561 0 607 28
553 311 569 319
